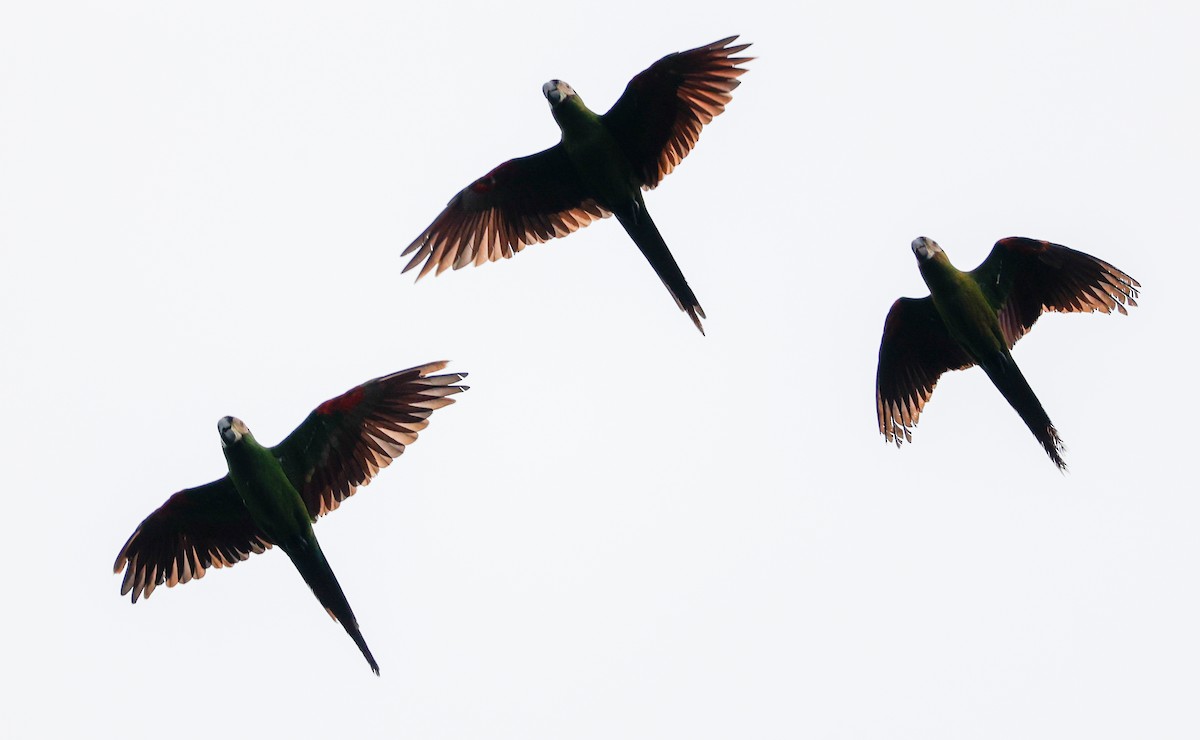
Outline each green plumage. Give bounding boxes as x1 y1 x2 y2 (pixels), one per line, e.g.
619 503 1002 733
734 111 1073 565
551 92 640 205
223 428 314 546
920 254 1009 361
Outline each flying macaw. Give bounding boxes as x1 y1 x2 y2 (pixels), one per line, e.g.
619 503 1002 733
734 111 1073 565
876 237 1139 470
113 362 468 674
402 36 752 335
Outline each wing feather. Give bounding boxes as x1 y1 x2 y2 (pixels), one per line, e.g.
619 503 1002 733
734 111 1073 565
602 36 752 188
272 362 468 519
403 147 608 279
876 298 975 445
971 237 1140 347
113 478 273 602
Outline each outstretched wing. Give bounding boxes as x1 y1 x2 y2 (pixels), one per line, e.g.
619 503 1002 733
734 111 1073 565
402 146 608 279
876 297 975 445
602 36 752 189
272 361 468 519
970 237 1140 347
113 477 273 603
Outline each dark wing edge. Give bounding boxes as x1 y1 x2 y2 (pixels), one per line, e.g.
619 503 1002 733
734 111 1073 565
973 237 1141 348
113 477 273 603
273 361 469 520
876 298 975 446
401 146 608 279
602 35 752 189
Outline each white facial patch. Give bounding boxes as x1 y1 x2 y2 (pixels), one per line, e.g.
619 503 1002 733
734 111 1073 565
911 236 942 260
542 80 575 106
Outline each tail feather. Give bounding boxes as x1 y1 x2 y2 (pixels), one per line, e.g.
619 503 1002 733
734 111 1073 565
284 540 380 675
980 355 1067 471
613 205 706 335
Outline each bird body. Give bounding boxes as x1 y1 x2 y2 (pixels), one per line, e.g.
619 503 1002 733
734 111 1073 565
114 362 468 674
876 237 1139 470
547 86 640 208
221 422 313 547
218 418 376 670
542 79 703 331
918 251 1009 364
404 37 752 334
915 249 1065 467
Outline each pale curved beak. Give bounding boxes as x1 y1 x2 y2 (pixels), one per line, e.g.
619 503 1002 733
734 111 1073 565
218 416 240 448
542 80 572 106
911 236 941 260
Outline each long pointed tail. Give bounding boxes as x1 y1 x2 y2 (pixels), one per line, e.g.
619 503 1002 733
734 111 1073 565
284 540 380 675
980 355 1067 471
613 205 706 335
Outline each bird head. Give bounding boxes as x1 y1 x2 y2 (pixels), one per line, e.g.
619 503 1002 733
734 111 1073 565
911 236 944 261
218 416 250 448
542 80 577 108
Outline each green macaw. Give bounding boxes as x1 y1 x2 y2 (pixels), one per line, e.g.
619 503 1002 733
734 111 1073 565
113 362 467 674
876 237 1139 470
402 36 752 335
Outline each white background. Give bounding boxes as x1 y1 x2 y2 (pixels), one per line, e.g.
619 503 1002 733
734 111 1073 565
2 1 1196 738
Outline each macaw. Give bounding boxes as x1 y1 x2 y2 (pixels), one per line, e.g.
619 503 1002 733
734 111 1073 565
876 237 1139 470
113 362 468 674
402 36 752 335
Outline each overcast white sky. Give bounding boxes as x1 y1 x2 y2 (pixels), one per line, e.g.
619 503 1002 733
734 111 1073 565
2 1 1197 738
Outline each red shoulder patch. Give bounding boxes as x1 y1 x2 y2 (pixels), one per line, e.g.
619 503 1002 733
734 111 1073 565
162 490 191 514
471 163 510 193
998 237 1051 254
882 299 907 332
317 386 365 416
